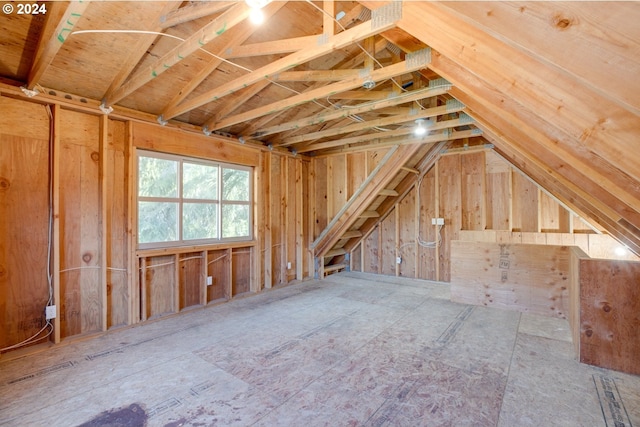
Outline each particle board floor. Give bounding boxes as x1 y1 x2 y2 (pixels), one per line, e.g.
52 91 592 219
1 272 639 426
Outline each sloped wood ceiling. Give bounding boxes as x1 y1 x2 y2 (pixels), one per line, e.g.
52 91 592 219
362 1 640 255
0 1 639 253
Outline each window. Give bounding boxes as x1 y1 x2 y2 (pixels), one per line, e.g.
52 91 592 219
137 151 252 248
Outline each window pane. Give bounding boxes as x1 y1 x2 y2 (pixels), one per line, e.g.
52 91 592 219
183 203 218 240
222 168 250 201
222 204 249 238
138 157 178 197
183 163 217 199
138 201 178 243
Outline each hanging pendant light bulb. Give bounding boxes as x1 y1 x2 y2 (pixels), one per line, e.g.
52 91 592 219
414 119 427 136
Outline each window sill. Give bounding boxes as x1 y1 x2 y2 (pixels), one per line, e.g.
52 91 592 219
136 240 256 257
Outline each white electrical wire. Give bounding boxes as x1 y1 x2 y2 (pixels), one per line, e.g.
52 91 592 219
69 29 329 110
1 105 55 353
416 175 443 248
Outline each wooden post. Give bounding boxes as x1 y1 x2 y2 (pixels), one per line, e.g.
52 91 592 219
52 104 61 344
127 136 138 323
295 158 304 281
99 115 108 332
264 152 272 288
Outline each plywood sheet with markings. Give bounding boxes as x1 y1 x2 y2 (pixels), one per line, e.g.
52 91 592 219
451 241 570 319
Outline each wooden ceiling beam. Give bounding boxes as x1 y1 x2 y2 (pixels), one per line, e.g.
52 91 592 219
26 1 91 90
159 1 236 29
162 3 403 120
278 102 466 146
251 85 450 138
104 2 252 107
162 2 287 117
306 122 475 153
224 35 318 59
204 80 272 129
274 69 364 82
208 54 430 132
324 0 335 36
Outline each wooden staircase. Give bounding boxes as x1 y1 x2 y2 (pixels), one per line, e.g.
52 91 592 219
313 141 448 277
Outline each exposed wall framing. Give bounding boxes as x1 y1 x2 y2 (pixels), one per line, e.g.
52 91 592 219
0 95 308 352
326 149 638 282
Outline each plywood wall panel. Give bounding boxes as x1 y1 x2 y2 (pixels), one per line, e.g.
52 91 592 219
0 135 50 348
512 172 538 232
232 249 251 296
363 228 379 274
579 258 640 375
142 255 175 319
0 96 49 140
438 154 462 282
207 249 229 303
313 157 327 239
179 253 203 310
106 119 128 328
397 191 416 277
417 168 437 280
380 210 396 276
59 110 102 337
327 155 346 222
460 151 485 231
347 152 366 199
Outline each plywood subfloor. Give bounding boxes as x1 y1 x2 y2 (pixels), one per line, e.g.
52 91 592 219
1 272 638 426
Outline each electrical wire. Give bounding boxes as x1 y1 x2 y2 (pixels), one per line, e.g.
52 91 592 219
69 29 329 110
415 175 443 248
1 105 55 353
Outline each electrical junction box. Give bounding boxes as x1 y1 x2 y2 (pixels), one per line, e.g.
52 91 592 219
45 305 56 320
432 218 445 225
207 276 213 286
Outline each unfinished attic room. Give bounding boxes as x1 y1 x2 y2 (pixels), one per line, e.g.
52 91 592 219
2 0 640 425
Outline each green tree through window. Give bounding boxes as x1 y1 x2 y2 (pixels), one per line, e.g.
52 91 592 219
137 151 252 248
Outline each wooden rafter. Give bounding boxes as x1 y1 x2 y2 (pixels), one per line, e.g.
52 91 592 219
104 2 252 107
159 1 236 29
277 101 466 146
391 1 640 184
225 35 318 59
274 69 364 82
161 1 287 117
298 117 472 153
315 128 480 156
162 7 402 120
26 1 91 89
251 85 450 138
103 1 182 100
207 56 431 132
204 80 272 129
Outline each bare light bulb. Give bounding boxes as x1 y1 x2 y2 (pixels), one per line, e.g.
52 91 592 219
249 8 264 24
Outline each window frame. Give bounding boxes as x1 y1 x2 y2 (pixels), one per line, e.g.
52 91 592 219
136 150 253 249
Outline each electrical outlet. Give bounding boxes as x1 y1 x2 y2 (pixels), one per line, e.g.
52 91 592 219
396 257 402 264
432 218 445 225
287 262 292 270
207 276 213 286
45 305 56 320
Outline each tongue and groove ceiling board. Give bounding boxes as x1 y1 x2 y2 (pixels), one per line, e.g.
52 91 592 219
1 1 639 253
